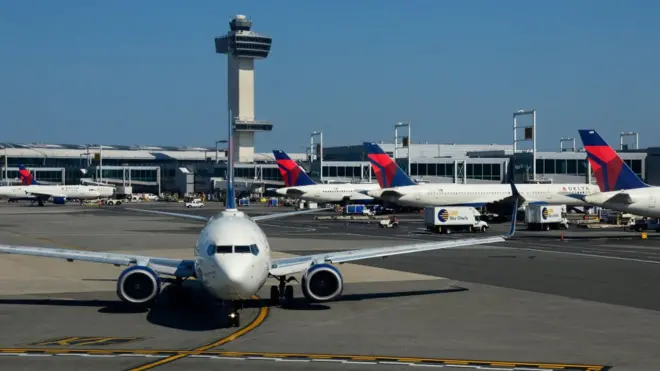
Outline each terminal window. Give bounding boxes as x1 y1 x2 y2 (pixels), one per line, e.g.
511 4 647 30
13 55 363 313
537 158 643 178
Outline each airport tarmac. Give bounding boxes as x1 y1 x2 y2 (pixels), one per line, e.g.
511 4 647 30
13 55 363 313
0 201 659 370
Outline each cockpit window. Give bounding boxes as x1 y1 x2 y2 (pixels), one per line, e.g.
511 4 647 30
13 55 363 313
234 245 251 253
216 245 233 254
250 244 259 256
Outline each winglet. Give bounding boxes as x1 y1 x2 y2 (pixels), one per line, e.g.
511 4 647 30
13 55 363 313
226 109 237 210
504 181 520 238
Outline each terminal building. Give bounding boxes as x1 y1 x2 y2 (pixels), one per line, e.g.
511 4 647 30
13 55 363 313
0 138 654 198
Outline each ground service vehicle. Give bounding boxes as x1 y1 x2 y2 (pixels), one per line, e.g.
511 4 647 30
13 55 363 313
379 216 399 228
185 199 204 208
525 205 569 230
424 206 489 234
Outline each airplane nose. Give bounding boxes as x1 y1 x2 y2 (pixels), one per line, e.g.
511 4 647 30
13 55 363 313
215 256 250 283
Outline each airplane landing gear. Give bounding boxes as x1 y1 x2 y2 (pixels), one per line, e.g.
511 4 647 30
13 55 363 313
228 310 240 327
270 276 296 305
223 301 241 327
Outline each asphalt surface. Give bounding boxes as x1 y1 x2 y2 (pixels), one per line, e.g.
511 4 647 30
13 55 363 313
0 201 658 370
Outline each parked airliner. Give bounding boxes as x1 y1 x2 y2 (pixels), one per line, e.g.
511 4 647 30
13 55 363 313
363 142 599 213
0 165 115 206
576 129 660 217
0 126 517 328
273 150 380 204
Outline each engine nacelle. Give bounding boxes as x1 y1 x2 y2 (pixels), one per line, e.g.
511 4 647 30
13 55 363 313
53 197 66 204
116 266 161 305
301 263 343 302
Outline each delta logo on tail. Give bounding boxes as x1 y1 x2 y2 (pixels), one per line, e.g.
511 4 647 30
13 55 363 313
363 142 416 188
18 165 38 185
578 129 648 192
272 150 316 187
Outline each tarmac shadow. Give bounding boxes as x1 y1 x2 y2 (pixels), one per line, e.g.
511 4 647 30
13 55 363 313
278 286 468 311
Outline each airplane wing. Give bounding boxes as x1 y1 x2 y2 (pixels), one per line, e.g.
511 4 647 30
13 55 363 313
0 245 196 278
124 207 333 222
270 195 519 276
24 190 66 199
0 207 331 278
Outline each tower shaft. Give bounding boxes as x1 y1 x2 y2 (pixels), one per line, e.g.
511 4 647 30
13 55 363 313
228 57 255 162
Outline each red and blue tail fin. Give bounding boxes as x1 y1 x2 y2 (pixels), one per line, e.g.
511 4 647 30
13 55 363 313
18 165 38 185
578 129 648 192
272 150 316 187
363 142 416 188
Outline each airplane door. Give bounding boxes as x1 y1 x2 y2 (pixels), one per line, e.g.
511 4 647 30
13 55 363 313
649 195 656 208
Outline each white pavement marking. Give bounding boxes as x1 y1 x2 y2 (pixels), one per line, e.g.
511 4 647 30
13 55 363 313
518 247 660 265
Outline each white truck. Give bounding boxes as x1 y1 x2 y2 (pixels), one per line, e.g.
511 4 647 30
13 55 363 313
525 204 569 230
185 198 205 208
424 206 489 234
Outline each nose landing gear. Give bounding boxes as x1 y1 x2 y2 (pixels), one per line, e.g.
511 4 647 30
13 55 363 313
222 300 241 328
228 310 240 328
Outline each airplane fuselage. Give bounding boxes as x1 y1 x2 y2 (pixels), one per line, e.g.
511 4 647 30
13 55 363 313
193 210 271 300
370 183 600 208
276 183 381 203
584 187 660 218
0 185 115 201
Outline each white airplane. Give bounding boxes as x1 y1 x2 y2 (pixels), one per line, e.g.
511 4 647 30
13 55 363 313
0 126 517 328
0 166 115 206
363 142 599 213
272 150 380 204
576 129 660 217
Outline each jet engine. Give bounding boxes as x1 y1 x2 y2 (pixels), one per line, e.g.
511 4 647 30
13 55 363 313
116 266 161 305
301 263 343 302
53 197 66 204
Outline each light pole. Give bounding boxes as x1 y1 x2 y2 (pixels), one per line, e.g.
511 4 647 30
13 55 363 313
620 132 639 150
310 131 323 182
513 109 536 182
215 140 228 164
394 121 411 176
560 137 575 152
3 147 7 185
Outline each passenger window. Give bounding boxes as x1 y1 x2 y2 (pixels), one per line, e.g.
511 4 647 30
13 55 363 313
250 244 259 256
234 245 251 253
216 245 233 254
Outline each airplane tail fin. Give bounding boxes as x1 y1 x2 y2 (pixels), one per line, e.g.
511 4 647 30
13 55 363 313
18 165 38 185
272 150 316 187
578 129 648 192
363 142 416 188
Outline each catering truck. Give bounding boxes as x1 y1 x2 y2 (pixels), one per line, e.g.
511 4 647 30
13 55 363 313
525 204 569 230
424 206 489 234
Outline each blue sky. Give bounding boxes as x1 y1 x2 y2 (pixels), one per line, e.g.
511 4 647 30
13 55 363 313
1 0 658 152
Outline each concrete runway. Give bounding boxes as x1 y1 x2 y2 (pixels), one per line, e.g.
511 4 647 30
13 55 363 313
0 201 658 370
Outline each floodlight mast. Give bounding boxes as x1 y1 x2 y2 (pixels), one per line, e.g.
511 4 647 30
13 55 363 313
512 109 536 182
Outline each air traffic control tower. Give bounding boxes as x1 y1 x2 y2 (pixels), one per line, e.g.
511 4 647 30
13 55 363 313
215 15 273 163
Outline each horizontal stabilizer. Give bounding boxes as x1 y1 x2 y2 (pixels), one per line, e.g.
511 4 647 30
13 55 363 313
285 188 306 196
604 192 634 205
379 189 405 199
